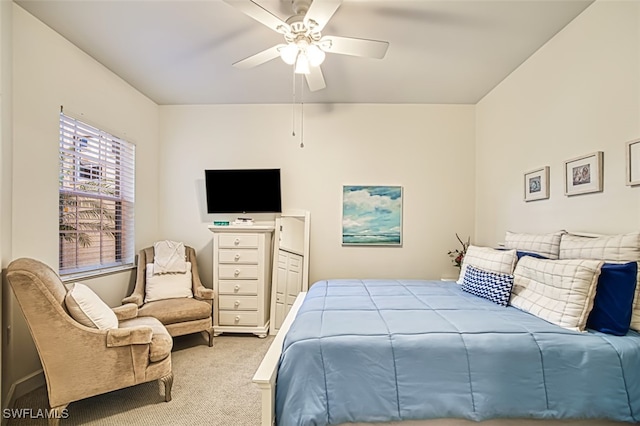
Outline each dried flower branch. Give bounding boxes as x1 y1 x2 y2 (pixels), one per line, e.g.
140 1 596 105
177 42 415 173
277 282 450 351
448 233 470 268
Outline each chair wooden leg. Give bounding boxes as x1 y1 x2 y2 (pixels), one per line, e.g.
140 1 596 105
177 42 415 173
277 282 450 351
160 372 173 402
206 327 215 347
47 404 69 426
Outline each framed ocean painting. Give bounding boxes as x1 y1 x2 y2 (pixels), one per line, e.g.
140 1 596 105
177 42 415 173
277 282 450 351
342 185 403 246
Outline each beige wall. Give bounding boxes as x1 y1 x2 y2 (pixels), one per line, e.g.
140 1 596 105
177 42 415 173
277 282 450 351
158 104 476 285
475 0 640 246
6 4 160 400
1 0 14 409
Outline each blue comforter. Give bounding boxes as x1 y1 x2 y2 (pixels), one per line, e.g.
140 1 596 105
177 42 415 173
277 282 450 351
275 279 640 425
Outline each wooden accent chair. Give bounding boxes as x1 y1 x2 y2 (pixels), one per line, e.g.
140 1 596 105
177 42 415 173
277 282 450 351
123 245 215 346
7 258 173 426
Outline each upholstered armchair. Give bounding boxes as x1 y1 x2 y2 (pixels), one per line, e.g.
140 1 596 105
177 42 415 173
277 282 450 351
123 245 215 346
6 258 173 426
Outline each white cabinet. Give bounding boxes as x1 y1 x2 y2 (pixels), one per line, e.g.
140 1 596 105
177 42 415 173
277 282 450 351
272 250 303 331
269 210 310 335
210 225 274 338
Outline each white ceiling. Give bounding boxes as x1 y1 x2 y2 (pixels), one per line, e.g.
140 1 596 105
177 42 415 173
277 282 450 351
15 0 594 105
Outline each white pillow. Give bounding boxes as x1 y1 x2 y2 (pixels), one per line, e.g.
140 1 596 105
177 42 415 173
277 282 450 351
510 257 603 332
65 283 118 329
456 245 517 284
504 231 565 260
144 262 193 303
558 232 640 332
559 232 640 262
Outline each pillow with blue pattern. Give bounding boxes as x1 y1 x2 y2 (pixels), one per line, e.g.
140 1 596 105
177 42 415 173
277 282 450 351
462 264 515 307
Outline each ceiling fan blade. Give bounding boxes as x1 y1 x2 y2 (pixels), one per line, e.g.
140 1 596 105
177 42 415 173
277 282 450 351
233 44 284 69
304 0 342 32
223 0 290 34
305 66 326 92
320 35 389 59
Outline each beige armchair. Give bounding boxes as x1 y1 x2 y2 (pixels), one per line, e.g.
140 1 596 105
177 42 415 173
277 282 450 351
123 245 215 346
7 258 173 426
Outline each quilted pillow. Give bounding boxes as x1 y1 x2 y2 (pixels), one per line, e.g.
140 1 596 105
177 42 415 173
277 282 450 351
462 265 514 306
559 232 640 261
65 283 118 329
558 232 640 332
504 231 565 260
456 245 517 284
510 257 603 332
587 262 638 336
145 262 193 303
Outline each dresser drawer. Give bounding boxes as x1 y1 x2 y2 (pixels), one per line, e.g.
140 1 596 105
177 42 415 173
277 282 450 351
218 280 258 295
219 311 258 326
218 265 258 279
219 234 259 249
219 295 258 311
219 249 258 264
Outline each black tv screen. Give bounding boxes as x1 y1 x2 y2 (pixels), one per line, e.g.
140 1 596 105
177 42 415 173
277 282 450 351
205 169 282 214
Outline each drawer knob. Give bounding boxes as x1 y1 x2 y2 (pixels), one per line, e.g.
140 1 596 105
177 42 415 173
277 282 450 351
234 238 240 246
234 316 240 323
234 285 240 291
234 269 240 277
234 300 240 307
234 254 241 261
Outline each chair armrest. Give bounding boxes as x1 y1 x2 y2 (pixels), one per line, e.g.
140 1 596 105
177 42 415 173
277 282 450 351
112 303 138 321
194 287 214 300
106 326 153 347
122 294 143 307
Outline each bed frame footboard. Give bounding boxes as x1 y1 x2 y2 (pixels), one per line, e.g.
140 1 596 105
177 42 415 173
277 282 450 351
253 292 307 426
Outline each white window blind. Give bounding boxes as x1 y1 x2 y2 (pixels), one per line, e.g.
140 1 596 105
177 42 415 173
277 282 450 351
59 112 135 276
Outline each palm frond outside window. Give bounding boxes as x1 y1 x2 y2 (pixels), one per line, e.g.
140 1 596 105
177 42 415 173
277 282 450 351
59 112 135 276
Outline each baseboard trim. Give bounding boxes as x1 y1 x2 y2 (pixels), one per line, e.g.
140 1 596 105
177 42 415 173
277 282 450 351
4 369 45 410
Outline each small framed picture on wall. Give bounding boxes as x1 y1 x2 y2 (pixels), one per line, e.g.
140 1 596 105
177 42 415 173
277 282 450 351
626 139 640 186
524 166 550 202
564 151 603 196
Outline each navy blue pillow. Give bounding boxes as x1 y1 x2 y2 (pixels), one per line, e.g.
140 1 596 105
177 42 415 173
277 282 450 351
496 248 548 260
587 262 638 336
516 251 548 260
462 264 514 307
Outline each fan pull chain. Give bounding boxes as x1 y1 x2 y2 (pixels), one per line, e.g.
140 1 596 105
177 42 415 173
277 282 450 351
292 68 296 137
300 80 304 148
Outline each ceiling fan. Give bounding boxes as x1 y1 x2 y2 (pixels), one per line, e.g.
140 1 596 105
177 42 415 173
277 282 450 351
223 0 390 92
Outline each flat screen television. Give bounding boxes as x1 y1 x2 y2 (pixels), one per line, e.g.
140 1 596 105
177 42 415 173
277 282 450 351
205 168 282 214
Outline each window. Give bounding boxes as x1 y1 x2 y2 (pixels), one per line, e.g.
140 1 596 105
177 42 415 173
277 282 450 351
59 112 135 277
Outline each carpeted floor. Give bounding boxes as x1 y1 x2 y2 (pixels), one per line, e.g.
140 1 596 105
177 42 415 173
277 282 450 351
9 333 274 425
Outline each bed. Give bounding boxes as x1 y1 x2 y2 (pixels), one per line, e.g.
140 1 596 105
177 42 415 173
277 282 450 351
253 232 640 426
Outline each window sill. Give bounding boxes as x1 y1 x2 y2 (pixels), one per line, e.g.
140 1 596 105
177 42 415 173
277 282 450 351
60 263 135 283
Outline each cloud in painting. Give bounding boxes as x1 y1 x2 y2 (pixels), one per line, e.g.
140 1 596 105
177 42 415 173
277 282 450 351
342 186 402 245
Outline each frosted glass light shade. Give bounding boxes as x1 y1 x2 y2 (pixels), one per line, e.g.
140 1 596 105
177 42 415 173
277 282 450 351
280 44 299 65
306 44 326 67
294 54 310 74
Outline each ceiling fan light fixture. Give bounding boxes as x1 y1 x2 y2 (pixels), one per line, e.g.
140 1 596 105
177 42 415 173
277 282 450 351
306 44 325 67
279 44 299 65
294 53 310 74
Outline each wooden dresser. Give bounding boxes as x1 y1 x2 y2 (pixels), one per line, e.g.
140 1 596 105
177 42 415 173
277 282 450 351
210 225 274 338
